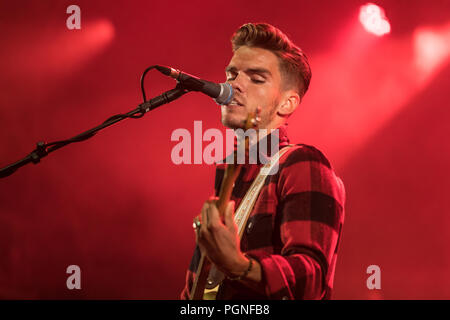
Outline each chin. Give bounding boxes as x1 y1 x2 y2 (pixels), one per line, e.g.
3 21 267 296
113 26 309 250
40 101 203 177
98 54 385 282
221 118 240 129
221 111 245 129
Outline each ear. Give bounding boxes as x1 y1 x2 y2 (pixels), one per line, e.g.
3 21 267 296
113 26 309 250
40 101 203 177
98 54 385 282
277 90 301 117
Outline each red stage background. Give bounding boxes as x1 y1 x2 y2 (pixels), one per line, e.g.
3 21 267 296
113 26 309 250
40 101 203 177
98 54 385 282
0 0 449 299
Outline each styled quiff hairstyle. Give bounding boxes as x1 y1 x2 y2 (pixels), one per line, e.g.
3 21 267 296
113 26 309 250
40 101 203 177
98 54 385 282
231 23 311 99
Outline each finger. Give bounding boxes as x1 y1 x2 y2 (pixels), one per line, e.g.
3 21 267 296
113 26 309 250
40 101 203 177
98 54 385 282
200 202 209 237
224 200 236 231
195 214 203 225
206 201 221 230
193 215 201 242
255 106 262 125
195 223 199 243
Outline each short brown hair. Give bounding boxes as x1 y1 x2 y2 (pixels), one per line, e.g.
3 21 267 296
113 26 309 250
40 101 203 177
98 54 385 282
231 23 311 98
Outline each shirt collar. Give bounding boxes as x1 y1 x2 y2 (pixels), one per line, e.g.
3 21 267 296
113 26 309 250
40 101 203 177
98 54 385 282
220 123 290 166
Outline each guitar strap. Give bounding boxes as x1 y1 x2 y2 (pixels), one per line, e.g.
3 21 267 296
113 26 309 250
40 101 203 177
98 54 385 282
233 144 294 238
204 144 294 298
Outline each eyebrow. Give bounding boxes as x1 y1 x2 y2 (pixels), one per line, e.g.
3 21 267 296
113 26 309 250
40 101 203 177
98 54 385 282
225 66 272 77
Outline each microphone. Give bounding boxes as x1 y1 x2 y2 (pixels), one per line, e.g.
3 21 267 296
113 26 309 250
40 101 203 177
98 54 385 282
154 65 233 105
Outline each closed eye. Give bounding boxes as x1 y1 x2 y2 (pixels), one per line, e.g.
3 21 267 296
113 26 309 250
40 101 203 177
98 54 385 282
251 79 265 84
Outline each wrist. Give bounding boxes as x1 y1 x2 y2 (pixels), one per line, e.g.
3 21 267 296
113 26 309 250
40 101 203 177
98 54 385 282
227 253 253 281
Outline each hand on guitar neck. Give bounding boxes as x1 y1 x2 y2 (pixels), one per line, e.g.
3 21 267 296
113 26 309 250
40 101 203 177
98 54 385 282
194 197 264 292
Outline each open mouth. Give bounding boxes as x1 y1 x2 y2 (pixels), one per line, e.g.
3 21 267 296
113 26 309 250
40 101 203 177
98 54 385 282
227 99 244 106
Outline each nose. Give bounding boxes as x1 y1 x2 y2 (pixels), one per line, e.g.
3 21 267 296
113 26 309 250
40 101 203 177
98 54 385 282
228 73 245 94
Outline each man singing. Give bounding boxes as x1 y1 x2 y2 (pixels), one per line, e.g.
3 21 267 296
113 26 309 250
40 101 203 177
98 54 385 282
181 23 345 300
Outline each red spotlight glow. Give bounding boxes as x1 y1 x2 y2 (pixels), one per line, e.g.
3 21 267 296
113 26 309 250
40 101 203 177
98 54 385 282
359 3 391 36
414 23 450 76
0 18 115 101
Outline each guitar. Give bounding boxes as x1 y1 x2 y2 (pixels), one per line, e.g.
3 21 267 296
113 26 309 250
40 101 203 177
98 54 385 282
189 112 258 300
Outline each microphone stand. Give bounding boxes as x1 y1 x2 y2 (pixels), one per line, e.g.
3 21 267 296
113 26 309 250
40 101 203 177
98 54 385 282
0 84 188 179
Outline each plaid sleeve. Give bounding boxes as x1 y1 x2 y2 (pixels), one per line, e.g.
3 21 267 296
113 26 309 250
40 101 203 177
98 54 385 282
247 145 345 300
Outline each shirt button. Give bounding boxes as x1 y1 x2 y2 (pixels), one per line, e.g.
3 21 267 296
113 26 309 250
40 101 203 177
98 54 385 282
247 221 253 233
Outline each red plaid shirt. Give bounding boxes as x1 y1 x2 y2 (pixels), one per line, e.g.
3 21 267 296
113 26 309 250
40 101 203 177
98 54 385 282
181 125 345 300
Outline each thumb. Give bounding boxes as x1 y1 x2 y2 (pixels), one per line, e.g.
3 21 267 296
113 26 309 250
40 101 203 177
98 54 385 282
224 201 236 230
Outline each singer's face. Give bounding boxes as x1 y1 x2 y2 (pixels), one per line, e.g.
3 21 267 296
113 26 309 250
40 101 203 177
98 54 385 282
221 46 284 129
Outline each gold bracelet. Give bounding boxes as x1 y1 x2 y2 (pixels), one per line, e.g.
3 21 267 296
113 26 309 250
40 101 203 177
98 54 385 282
227 254 253 281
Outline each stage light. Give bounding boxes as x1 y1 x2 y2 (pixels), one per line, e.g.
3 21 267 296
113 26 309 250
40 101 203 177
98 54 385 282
414 24 450 76
0 18 115 101
359 3 391 36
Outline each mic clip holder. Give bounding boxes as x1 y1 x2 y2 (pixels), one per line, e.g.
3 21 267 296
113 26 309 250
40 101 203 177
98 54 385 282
138 83 188 114
30 141 48 164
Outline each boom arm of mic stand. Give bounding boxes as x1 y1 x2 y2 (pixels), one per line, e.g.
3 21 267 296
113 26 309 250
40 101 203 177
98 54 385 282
0 86 188 179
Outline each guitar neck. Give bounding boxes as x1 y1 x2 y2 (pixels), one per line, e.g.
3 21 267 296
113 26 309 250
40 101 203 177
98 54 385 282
189 113 257 300
216 163 241 216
